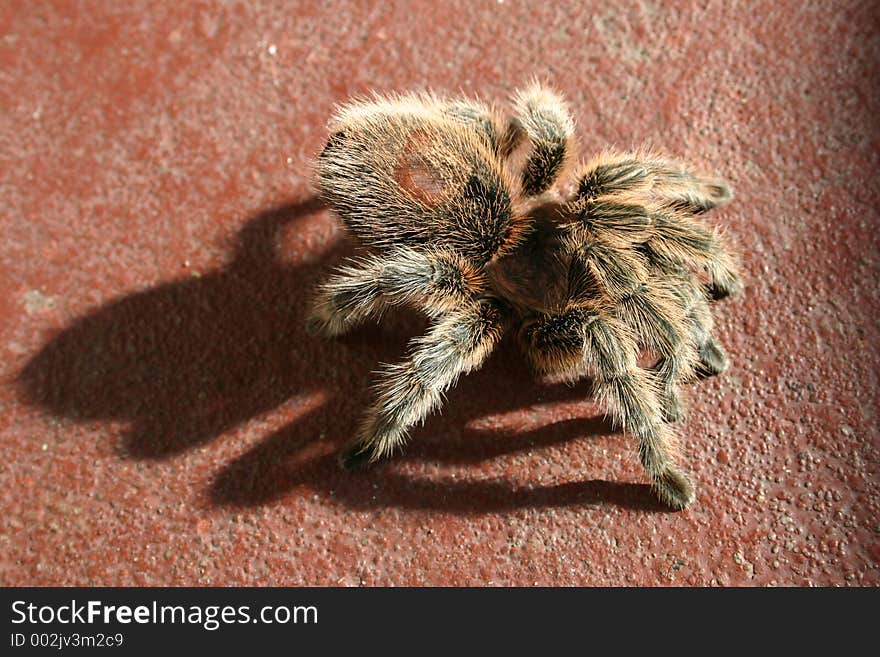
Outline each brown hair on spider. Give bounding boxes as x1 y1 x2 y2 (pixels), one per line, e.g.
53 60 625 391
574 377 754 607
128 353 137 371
308 83 742 510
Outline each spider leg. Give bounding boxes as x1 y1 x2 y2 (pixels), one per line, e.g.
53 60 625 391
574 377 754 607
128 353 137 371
575 150 732 213
643 206 742 299
673 271 729 378
523 305 696 509
547 190 699 504
649 267 727 421
572 151 742 299
617 282 696 423
340 299 504 468
563 217 695 423
510 82 576 196
581 309 695 509
692 306 729 378
519 307 592 381
306 247 484 337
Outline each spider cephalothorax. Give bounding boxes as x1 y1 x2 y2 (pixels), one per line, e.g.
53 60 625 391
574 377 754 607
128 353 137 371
308 84 741 509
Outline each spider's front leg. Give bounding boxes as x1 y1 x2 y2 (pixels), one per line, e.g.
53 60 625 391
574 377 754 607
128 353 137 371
522 306 696 509
617 282 698 423
584 313 696 509
340 298 505 469
573 151 742 299
306 247 485 337
671 271 729 378
575 150 732 215
564 231 696 423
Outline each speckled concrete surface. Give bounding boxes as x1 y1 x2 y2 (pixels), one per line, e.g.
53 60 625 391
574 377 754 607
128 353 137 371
2 0 878 586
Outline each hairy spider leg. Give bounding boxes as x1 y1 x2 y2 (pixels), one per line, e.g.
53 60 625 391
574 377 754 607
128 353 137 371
340 299 505 467
510 82 577 196
574 150 742 298
562 190 696 424
522 306 695 509
306 247 485 337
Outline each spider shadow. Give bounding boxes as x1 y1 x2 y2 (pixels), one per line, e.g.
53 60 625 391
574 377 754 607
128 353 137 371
17 196 668 514
210 387 671 513
17 196 365 458
200 286 667 513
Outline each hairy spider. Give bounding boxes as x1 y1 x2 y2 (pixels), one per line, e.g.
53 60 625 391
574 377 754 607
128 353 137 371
307 83 741 509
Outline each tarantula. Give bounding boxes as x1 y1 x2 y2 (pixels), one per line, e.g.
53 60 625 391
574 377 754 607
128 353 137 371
307 83 741 509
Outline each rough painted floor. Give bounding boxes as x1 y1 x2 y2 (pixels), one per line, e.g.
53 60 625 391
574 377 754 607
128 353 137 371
1 0 878 586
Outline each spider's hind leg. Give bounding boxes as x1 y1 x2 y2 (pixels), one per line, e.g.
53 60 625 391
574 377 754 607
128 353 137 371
574 151 743 300
306 247 484 337
575 150 732 213
340 299 504 468
511 82 576 196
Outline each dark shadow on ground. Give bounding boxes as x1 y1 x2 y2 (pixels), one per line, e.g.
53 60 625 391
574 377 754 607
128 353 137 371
17 196 666 514
18 197 345 458
210 406 667 513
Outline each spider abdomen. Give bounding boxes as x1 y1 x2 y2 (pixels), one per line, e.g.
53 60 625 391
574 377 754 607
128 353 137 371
317 100 530 264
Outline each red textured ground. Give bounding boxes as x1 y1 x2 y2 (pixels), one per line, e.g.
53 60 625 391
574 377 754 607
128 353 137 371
2 1 878 586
